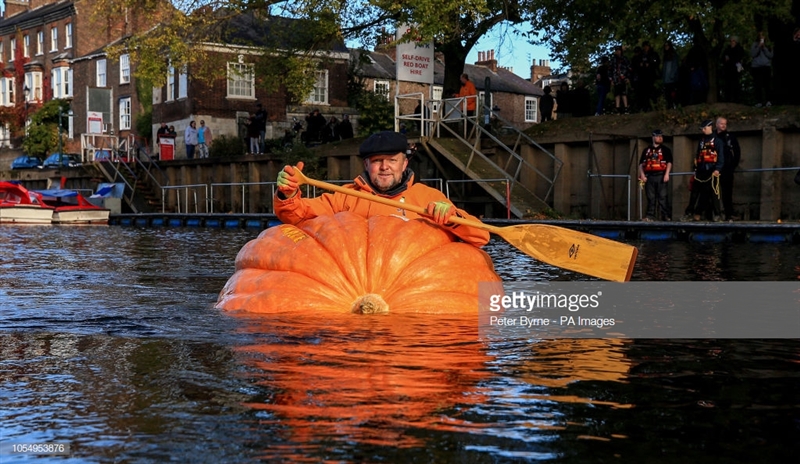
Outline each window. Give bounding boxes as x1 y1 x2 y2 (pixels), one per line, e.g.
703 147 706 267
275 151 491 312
178 66 187 99
23 35 29 58
50 27 58 51
119 97 131 130
374 80 390 100
24 72 43 101
119 54 130 84
65 68 72 97
305 70 328 105
226 62 254 98
431 86 443 112
0 42 3 62
166 64 175 101
36 31 43 55
96 59 106 87
0 77 14 106
51 67 71 98
525 96 538 122
65 24 72 48
9 38 15 62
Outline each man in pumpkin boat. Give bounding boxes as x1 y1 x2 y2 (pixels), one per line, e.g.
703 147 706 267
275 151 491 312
275 131 490 247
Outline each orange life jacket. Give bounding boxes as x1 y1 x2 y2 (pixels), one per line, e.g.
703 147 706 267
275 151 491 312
697 138 718 164
643 147 668 173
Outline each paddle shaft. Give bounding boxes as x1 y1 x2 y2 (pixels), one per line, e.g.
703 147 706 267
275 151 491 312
292 169 637 281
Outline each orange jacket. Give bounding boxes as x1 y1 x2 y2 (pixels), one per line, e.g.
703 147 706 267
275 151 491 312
456 80 477 111
275 172 490 247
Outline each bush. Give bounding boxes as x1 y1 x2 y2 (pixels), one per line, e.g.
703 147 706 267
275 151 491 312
271 141 327 179
210 135 247 159
355 92 394 136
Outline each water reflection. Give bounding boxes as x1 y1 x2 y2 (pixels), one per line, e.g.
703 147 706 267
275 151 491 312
1 225 798 462
231 312 492 451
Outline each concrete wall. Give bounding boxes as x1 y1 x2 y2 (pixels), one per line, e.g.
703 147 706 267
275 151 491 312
4 122 798 220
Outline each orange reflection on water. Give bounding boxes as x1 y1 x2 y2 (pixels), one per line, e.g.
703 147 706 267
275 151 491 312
231 311 493 449
517 339 632 391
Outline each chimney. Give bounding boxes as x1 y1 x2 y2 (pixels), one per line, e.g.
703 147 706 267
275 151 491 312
530 58 552 85
475 50 498 72
4 0 30 19
375 28 397 61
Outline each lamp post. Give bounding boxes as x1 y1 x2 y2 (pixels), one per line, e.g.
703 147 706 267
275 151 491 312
23 85 30 136
57 107 72 166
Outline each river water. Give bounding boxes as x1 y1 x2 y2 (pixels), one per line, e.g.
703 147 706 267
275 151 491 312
1 226 798 463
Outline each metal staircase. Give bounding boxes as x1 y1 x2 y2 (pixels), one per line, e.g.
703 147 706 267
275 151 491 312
397 94 563 218
84 134 169 213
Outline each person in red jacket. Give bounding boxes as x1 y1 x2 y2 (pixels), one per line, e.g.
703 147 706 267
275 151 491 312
275 131 490 247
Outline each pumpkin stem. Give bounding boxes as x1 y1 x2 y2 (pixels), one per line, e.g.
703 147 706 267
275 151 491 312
351 293 389 315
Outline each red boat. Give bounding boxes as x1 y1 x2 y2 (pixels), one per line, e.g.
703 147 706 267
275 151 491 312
0 181 54 224
35 189 110 224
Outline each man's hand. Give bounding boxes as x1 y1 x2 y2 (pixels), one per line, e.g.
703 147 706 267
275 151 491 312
277 161 304 198
426 201 455 225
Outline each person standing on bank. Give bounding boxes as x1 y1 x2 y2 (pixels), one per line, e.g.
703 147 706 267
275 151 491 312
638 129 673 221
274 131 489 247
691 120 725 221
750 31 774 107
454 73 478 117
254 103 267 152
715 117 741 221
184 121 198 159
197 120 213 159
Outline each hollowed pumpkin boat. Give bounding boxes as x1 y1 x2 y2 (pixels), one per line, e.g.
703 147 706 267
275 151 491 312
216 211 502 314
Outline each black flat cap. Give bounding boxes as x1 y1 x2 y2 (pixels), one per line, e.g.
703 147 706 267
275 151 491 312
359 131 407 158
652 129 663 136
700 119 714 128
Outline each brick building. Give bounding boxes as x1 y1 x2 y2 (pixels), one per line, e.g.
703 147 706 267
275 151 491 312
153 12 351 159
353 47 544 128
0 0 160 152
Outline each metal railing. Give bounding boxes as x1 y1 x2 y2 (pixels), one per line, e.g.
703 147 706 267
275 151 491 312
627 166 800 221
179 178 447 214
446 178 512 219
588 172 632 221
162 184 208 213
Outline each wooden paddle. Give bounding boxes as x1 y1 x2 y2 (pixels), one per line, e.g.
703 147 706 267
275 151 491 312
292 169 638 282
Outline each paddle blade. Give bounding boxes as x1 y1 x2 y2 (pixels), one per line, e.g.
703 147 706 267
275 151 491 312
495 224 637 282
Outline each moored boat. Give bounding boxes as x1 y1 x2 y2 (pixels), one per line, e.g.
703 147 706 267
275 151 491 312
0 181 54 224
35 189 111 224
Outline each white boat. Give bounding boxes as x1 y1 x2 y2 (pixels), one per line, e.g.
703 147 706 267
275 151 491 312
0 181 55 224
35 189 111 225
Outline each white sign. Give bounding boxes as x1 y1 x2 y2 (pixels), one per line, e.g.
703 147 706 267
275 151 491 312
396 24 434 84
87 111 104 134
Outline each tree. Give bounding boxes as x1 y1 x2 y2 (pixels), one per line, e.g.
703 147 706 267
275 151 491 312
22 100 71 157
367 1 529 94
526 0 795 103
94 1 530 103
92 1 347 102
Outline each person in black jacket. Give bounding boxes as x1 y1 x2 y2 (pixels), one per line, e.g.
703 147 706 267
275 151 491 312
595 56 611 115
715 117 741 220
540 86 555 121
721 36 745 103
691 119 725 221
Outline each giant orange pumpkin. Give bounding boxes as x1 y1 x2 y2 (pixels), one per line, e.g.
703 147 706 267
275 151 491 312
216 211 502 314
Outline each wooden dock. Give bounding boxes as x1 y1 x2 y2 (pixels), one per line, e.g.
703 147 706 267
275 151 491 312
109 213 800 243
